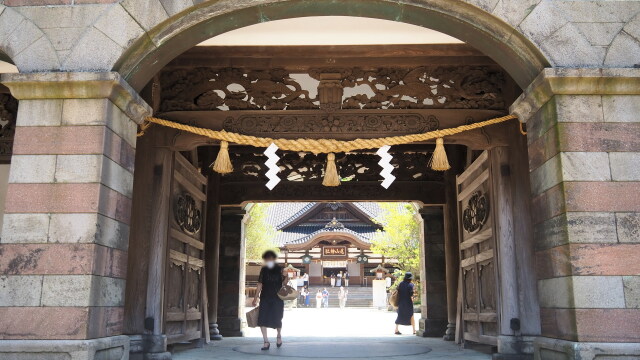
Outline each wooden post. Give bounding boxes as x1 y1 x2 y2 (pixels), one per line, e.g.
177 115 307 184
443 145 464 341
204 149 223 340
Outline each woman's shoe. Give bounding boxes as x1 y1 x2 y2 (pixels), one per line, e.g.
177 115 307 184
276 337 283 348
261 342 271 351
395 331 402 335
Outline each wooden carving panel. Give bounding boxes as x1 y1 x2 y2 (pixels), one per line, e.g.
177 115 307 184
164 153 208 344
456 151 498 346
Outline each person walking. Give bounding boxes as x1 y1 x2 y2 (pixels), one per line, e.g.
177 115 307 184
330 273 336 287
315 290 323 308
322 287 330 308
394 272 416 335
338 286 348 309
302 272 309 287
304 286 311 307
252 250 285 350
300 286 309 307
344 272 349 287
336 272 342 287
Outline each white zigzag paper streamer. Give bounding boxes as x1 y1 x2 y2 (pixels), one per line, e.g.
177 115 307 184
376 145 396 189
264 143 281 190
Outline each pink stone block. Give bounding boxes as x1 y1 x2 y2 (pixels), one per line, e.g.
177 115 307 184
13 126 106 156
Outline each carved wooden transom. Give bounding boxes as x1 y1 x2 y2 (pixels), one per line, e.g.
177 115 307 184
159 66 505 112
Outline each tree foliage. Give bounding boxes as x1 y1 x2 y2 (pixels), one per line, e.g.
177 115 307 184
370 203 421 276
244 203 278 261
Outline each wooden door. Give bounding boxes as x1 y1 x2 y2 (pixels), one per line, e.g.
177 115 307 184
456 151 498 346
164 153 208 344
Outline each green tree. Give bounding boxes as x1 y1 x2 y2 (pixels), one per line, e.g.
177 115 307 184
244 203 278 261
370 203 421 276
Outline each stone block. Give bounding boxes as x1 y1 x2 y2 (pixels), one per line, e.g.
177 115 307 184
101 155 134 198
104 128 136 173
49 213 130 250
62 27 124 72
15 4 106 28
538 276 625 308
564 182 640 213
98 185 133 224
557 122 640 152
534 337 640 360
560 152 610 182
121 0 169 31
0 275 42 306
94 4 145 48
518 1 568 44
13 34 60 72
1 213 50 244
5 183 101 214
604 32 640 67
529 154 561 196
534 212 618 256
2 15 44 56
61 98 110 126
159 0 194 16
41 27 85 52
540 24 605 67
15 99 63 126
623 276 640 308
531 184 566 225
555 95 603 122
41 274 125 307
8 155 56 184
0 307 90 339
0 243 93 275
574 22 624 46
13 126 106 155
54 154 102 183
0 336 130 358
616 212 640 243
609 152 640 181
602 95 640 123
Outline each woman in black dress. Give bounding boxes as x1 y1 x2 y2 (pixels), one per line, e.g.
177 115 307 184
394 272 416 335
252 250 285 350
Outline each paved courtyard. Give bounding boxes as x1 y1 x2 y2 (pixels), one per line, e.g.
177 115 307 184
173 308 491 359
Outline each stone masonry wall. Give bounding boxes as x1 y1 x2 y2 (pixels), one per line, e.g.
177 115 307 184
0 73 148 342
527 92 640 343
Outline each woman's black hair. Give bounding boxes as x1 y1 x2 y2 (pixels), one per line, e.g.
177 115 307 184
262 250 278 260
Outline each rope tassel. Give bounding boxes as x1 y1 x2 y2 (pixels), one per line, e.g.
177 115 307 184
322 153 341 187
430 138 451 171
212 141 233 174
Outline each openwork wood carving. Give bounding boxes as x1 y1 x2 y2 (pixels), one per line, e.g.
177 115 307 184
0 94 18 162
174 193 202 235
462 191 489 233
159 66 504 112
221 149 444 183
222 113 439 135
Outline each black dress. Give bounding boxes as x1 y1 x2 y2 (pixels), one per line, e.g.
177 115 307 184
395 280 414 325
257 265 284 329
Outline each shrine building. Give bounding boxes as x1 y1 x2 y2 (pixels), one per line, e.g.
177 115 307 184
265 202 400 286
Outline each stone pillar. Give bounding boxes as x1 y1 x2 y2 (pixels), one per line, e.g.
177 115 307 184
216 207 246 337
0 72 149 359
512 68 640 360
417 207 448 337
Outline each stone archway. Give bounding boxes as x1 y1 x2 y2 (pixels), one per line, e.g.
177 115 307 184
112 0 549 91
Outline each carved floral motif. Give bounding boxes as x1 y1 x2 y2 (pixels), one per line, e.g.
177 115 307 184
174 193 202 235
222 114 439 134
160 66 504 112
462 191 489 233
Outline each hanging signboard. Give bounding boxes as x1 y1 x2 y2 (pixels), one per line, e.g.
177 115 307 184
323 246 347 257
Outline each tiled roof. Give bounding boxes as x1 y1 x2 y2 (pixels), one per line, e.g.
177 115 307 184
274 224 379 246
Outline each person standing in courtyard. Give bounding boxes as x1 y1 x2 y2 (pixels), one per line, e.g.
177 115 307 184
330 272 336 287
302 272 309 287
344 271 349 287
336 272 342 287
300 286 309 307
252 250 285 350
338 286 348 309
322 287 330 308
394 272 416 335
315 289 323 308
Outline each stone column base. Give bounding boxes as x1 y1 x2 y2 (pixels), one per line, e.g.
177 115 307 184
209 323 223 340
417 318 448 337
129 334 171 360
0 335 130 360
443 322 456 341
534 337 640 360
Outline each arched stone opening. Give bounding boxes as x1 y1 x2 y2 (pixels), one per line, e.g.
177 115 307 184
113 0 550 91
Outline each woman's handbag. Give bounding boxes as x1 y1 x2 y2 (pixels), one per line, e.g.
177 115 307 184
246 306 260 328
277 285 299 301
389 289 399 307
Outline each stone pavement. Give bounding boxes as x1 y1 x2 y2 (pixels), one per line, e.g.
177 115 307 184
173 308 491 360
